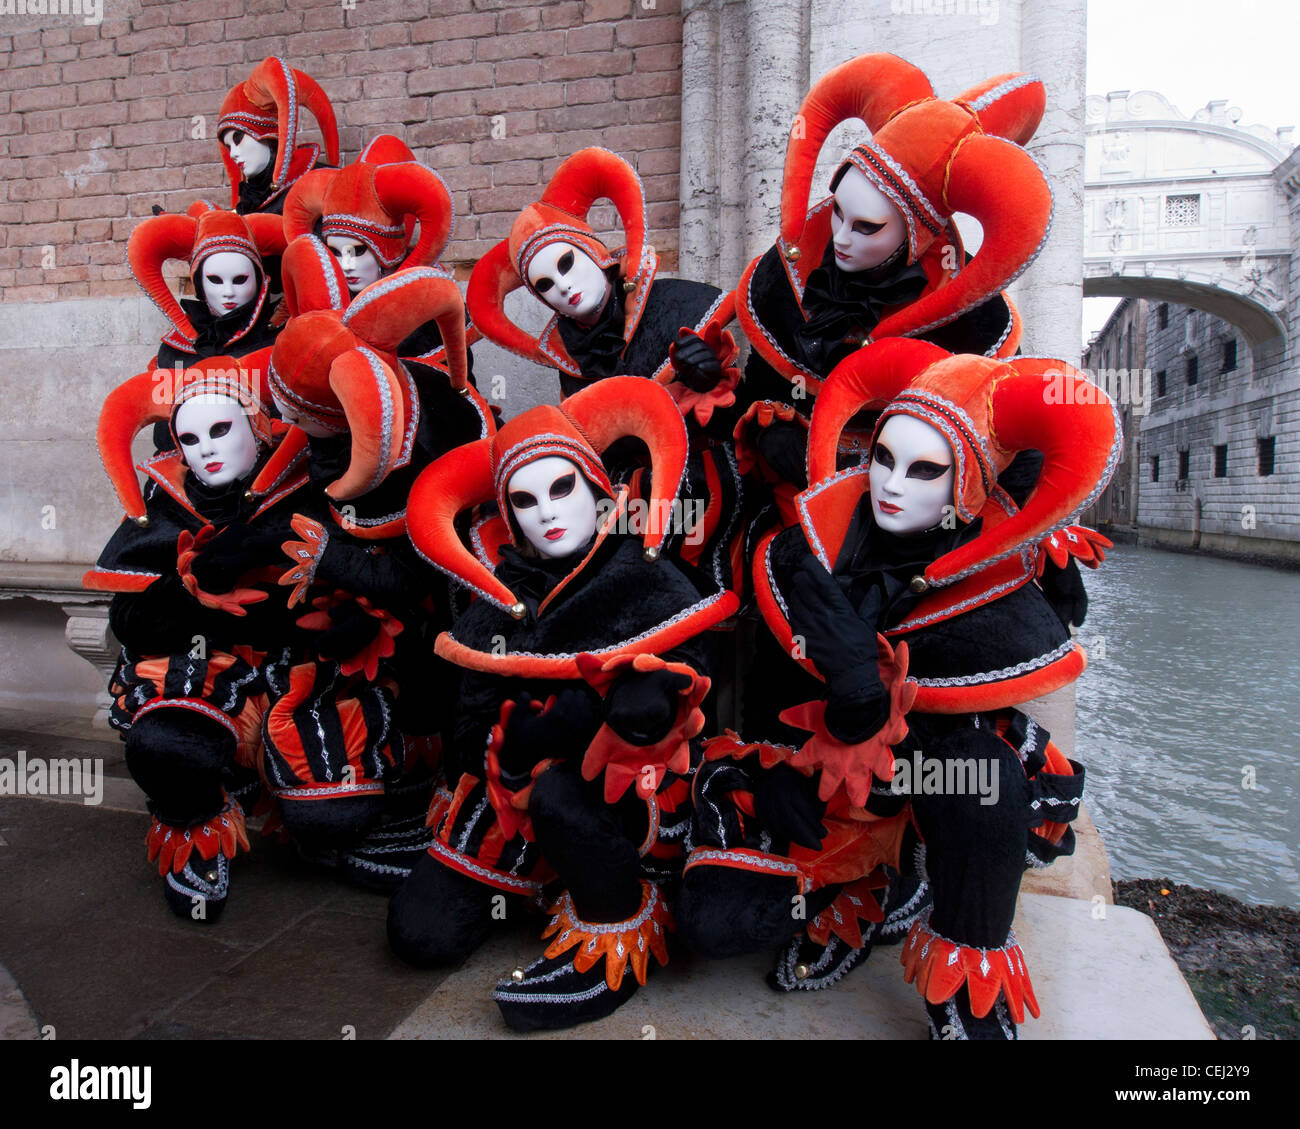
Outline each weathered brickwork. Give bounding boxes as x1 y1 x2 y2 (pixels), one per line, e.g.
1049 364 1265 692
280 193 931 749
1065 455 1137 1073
0 0 684 301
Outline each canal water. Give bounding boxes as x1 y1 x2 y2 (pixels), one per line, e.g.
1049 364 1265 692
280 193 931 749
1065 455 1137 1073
1075 542 1300 908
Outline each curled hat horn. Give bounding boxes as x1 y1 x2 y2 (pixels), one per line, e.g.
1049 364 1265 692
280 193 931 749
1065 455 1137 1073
806 338 953 486
780 53 935 254
98 358 273 521
241 56 340 190
953 72 1046 146
127 212 200 340
557 376 689 560
924 357 1121 587
372 161 455 270
406 438 522 611
280 233 349 318
97 370 173 521
324 347 407 501
342 268 468 391
530 147 647 279
870 134 1052 341
465 241 541 363
281 168 335 245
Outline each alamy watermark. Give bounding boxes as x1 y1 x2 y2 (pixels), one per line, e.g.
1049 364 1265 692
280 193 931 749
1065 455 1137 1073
890 749 1000 806
0 0 104 27
0 750 104 806
890 0 1000 26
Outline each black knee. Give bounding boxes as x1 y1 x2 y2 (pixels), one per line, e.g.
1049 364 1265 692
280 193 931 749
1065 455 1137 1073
387 852 514 967
278 793 386 853
125 708 234 824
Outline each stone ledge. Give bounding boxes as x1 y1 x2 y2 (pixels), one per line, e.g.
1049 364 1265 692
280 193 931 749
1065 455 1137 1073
389 892 1213 1040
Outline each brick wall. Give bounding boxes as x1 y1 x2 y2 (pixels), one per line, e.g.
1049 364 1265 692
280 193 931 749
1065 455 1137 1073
0 0 684 302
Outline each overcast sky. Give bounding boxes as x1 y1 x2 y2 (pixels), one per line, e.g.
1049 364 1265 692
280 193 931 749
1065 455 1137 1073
1081 0 1300 345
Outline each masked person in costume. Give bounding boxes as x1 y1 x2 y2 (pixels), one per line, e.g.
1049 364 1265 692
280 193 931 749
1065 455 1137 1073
389 377 739 1031
127 201 287 387
258 237 495 886
217 57 340 218
467 147 746 596
84 358 319 921
733 52 1051 503
677 339 1118 1038
282 134 479 378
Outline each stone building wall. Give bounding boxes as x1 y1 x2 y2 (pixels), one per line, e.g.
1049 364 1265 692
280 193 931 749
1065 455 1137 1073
1137 296 1300 563
1081 295 1146 529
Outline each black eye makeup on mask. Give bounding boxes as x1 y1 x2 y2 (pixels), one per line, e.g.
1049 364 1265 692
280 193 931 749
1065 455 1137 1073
532 249 578 295
549 473 575 500
509 490 538 510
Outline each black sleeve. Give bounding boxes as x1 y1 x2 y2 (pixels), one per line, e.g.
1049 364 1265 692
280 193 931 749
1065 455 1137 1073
109 573 223 657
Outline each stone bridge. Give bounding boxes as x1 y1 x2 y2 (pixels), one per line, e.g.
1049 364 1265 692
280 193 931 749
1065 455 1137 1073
1084 90 1294 345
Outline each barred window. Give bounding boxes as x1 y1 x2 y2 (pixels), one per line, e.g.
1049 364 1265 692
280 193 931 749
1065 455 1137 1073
1164 194 1201 226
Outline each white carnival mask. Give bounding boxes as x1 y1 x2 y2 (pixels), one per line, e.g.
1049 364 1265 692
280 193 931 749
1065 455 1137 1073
506 455 600 559
525 241 611 325
222 129 273 179
174 393 261 488
325 235 387 294
830 165 908 273
198 250 258 318
868 414 956 536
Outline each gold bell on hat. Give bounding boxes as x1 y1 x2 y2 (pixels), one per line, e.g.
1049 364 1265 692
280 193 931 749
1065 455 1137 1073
909 575 929 594
783 242 801 262
510 967 525 983
509 602 527 620
794 963 811 981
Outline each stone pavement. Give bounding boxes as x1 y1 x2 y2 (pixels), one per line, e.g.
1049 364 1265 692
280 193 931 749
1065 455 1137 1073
0 723 1212 1040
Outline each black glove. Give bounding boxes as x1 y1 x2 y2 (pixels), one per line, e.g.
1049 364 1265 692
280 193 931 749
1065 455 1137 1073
311 600 382 663
671 328 722 393
1039 555 1088 629
604 668 692 746
497 689 601 779
750 762 828 851
754 419 809 488
189 524 283 594
824 681 891 745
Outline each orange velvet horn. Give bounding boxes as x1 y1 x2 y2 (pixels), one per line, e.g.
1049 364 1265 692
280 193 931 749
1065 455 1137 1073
324 348 407 501
280 234 348 317
98 369 173 521
872 135 1052 342
560 376 689 557
127 212 200 340
954 72 1046 146
244 57 340 187
466 241 540 362
373 162 454 270
342 269 468 390
780 54 935 254
406 438 522 612
926 359 1120 586
807 339 953 486
282 167 335 243
541 148 647 281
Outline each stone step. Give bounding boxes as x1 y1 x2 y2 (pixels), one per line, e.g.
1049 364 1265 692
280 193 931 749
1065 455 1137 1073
389 892 1214 1040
